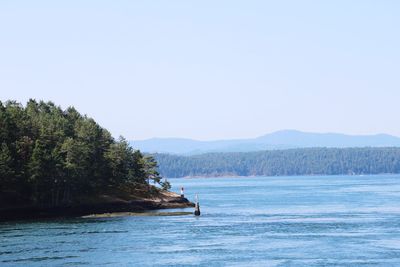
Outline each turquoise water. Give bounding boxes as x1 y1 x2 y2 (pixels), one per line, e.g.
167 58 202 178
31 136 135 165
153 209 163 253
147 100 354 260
2 175 400 266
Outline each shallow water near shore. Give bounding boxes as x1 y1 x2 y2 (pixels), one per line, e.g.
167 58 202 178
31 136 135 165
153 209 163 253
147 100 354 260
81 211 193 218
2 175 400 266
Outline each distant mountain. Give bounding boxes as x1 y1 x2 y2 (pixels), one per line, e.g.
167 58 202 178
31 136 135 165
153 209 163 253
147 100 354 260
130 130 400 155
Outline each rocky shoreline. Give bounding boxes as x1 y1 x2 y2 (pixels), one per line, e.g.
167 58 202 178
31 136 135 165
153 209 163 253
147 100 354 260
0 191 194 222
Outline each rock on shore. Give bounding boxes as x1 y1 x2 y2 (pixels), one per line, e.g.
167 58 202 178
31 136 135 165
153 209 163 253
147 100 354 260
0 190 194 221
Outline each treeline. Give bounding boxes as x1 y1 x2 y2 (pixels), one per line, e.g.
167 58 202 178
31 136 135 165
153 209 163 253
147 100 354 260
154 147 400 177
0 100 168 207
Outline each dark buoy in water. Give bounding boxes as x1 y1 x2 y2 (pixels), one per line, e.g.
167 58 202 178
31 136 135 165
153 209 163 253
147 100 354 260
194 194 201 216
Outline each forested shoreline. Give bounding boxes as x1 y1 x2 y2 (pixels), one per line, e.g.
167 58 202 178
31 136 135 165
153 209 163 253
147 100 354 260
0 100 170 209
155 147 400 178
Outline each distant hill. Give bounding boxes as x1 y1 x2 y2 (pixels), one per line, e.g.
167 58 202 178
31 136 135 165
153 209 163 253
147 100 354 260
130 130 400 155
154 147 400 178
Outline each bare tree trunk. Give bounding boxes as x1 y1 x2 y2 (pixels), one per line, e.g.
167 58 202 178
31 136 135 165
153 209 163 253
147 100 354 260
62 184 68 204
55 187 60 206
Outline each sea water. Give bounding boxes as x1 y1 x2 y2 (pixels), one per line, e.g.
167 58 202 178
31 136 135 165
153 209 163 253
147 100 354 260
1 175 400 266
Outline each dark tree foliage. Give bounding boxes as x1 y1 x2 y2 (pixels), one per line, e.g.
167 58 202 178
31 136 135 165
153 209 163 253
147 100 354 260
155 147 400 178
0 100 162 206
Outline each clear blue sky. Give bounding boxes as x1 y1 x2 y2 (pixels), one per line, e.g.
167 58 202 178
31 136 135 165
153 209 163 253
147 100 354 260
1 1 399 140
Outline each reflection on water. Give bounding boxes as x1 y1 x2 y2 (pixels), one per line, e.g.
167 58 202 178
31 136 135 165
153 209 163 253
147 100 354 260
1 175 400 266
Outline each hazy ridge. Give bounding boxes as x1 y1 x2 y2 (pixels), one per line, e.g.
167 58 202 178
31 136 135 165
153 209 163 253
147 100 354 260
131 130 400 155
